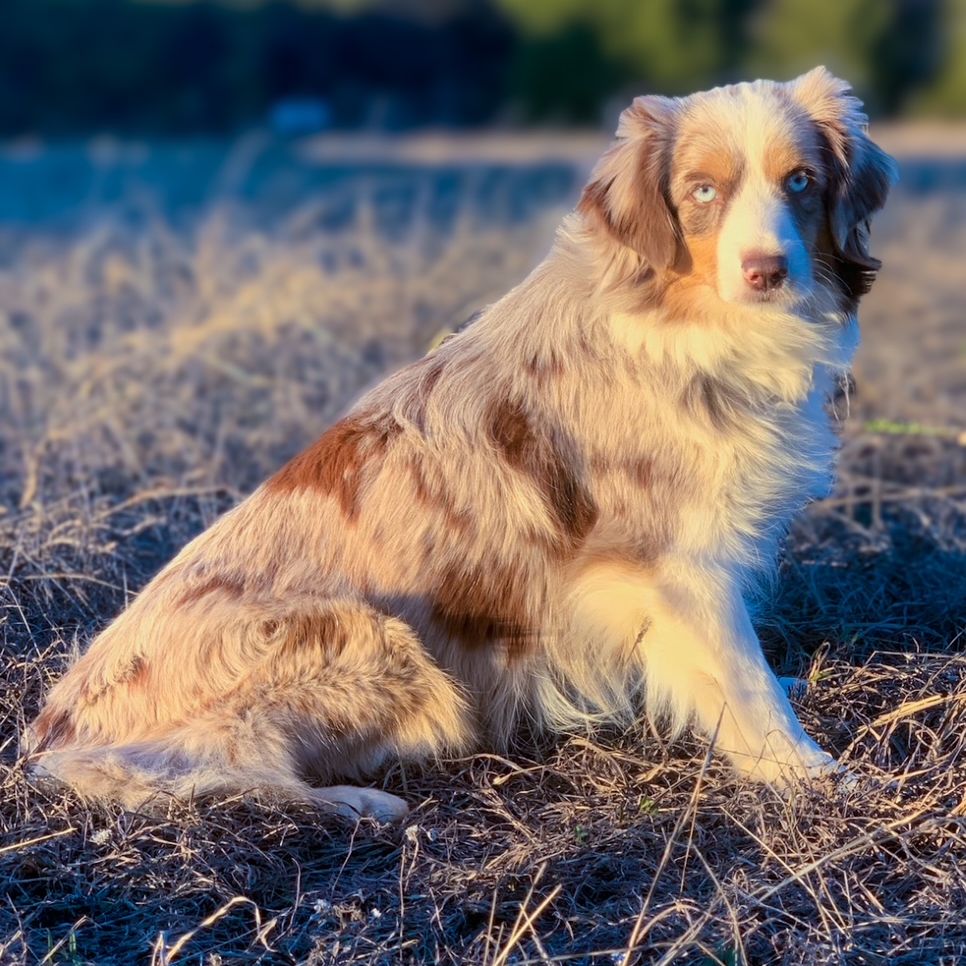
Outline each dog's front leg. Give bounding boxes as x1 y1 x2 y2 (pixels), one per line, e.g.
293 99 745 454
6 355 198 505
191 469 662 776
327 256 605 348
641 565 837 785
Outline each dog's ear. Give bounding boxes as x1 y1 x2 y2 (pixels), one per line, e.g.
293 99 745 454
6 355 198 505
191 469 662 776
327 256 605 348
790 66 898 296
578 95 681 270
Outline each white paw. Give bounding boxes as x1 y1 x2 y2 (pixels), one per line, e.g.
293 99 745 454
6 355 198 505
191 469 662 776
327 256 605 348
805 754 862 791
770 748 861 793
797 749 842 781
724 731 842 789
313 785 410 823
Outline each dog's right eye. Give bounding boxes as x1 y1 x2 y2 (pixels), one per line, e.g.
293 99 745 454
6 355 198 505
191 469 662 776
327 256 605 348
692 184 718 204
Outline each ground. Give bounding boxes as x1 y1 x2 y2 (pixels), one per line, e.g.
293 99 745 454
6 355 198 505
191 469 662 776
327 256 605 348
0 130 964 965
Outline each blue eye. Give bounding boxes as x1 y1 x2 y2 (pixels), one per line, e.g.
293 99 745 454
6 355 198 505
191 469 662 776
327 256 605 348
786 170 811 193
692 184 717 204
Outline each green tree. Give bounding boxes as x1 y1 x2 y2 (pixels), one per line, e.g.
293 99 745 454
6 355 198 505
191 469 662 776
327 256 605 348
748 0 889 91
748 0 945 115
915 0 966 115
497 0 754 97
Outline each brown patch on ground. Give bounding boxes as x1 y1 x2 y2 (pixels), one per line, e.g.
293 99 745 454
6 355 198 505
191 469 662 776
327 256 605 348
265 415 398 518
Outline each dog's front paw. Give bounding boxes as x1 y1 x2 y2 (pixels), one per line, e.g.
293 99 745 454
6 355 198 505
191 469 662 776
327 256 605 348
771 748 863 795
724 732 845 789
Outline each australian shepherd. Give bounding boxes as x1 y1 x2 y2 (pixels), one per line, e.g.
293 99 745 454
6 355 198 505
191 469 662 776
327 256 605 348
27 68 896 821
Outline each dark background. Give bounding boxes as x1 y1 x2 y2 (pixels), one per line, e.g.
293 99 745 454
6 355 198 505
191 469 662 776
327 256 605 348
3 0 963 136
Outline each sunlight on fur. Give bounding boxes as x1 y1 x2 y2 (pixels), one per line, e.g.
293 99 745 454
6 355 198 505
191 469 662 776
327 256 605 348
25 67 897 821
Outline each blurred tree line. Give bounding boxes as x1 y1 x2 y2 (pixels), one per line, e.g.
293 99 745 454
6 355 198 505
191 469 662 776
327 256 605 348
1 0 962 135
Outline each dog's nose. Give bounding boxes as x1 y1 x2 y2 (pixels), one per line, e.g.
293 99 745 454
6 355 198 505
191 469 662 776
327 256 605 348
741 253 788 292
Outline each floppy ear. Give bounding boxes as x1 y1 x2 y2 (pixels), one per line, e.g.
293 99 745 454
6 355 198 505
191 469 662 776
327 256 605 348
791 66 899 296
578 95 681 271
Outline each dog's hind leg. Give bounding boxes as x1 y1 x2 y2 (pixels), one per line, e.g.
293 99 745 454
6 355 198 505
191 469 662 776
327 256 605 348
33 600 475 821
32 739 412 821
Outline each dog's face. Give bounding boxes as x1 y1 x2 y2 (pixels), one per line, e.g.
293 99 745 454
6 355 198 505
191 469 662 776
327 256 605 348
580 67 897 316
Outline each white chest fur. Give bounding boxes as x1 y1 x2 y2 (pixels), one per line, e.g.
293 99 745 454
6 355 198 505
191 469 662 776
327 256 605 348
597 307 856 571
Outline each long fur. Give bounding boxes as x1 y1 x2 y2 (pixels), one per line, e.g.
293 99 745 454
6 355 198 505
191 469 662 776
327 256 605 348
26 68 897 821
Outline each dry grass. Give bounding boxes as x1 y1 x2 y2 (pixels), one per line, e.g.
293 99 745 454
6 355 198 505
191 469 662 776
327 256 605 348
0 142 963 965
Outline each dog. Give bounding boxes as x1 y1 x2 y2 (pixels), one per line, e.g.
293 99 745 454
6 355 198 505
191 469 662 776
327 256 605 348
26 68 896 821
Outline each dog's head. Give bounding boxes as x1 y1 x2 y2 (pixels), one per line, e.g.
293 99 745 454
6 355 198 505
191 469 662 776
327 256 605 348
579 67 898 316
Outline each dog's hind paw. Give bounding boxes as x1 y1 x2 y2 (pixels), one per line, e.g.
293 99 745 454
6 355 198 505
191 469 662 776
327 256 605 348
310 785 409 823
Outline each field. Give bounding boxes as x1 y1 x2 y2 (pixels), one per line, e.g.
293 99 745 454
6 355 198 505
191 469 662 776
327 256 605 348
0 130 964 965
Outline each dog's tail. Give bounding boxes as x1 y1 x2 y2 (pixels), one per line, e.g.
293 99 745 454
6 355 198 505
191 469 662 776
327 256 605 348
28 743 181 810
23 698 310 811
25 727 413 821
25 726 321 812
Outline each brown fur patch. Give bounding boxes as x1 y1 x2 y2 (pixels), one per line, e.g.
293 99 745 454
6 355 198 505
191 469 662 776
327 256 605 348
408 455 475 537
525 350 565 385
761 137 819 186
578 96 681 269
673 149 744 206
625 457 654 488
272 611 348 659
31 707 75 752
813 212 864 314
265 416 398 518
120 655 150 687
432 607 538 659
662 231 720 321
670 121 743 218
179 575 246 606
409 357 446 431
429 560 540 659
488 400 598 552
421 357 446 397
681 374 748 430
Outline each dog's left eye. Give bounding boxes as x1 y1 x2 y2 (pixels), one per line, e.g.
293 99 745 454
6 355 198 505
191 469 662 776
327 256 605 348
692 184 717 204
786 170 811 194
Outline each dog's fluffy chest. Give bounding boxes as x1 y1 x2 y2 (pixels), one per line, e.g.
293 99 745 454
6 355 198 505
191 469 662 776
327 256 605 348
577 348 842 571
575 310 854 568
682 376 839 564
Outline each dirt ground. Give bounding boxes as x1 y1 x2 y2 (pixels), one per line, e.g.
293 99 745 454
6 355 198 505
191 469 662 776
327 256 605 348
0 128 963 964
